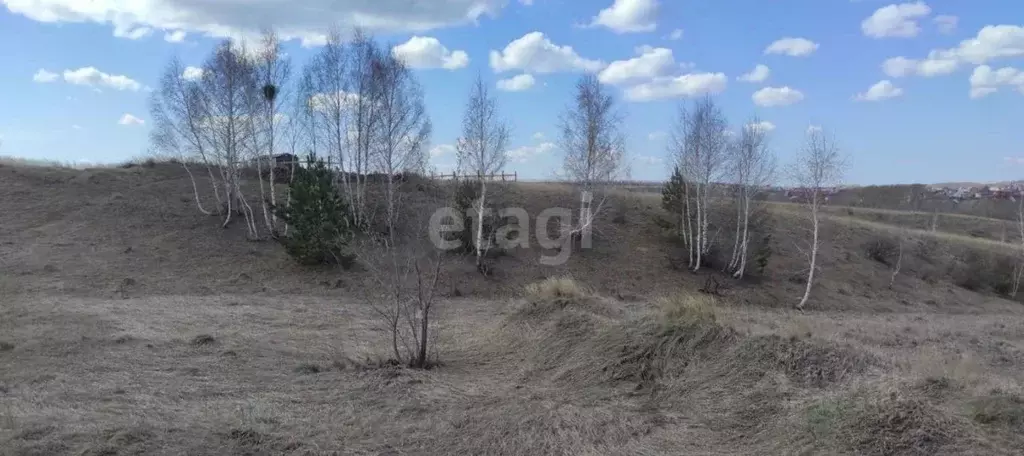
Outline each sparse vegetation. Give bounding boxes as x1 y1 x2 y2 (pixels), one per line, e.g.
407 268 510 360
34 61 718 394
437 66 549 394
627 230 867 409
5 23 1024 456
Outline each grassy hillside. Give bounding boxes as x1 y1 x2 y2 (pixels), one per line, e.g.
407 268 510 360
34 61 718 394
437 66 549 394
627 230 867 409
2 162 1024 455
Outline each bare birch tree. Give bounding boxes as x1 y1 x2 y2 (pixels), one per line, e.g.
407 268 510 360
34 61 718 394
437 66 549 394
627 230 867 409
456 75 510 268
196 40 263 238
673 96 728 271
559 75 626 246
346 30 385 229
150 56 223 216
791 128 845 310
251 30 291 235
726 118 776 279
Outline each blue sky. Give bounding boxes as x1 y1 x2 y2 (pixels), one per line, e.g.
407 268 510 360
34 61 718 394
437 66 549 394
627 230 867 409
0 0 1022 185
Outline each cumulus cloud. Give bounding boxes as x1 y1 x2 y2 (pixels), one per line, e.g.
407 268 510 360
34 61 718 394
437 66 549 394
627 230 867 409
508 142 556 162
182 66 204 81
934 15 958 35
746 121 776 133
889 25 1024 80
118 114 145 126
969 65 1024 98
737 64 770 83
430 144 457 158
598 46 680 85
752 86 804 107
164 30 187 42
496 74 536 91
933 25 1024 64
666 28 683 40
855 80 904 101
114 25 153 40
589 0 659 33
624 72 728 102
490 32 604 73
3 0 505 44
392 36 469 70
764 37 819 57
861 2 931 38
63 67 143 91
882 56 959 77
33 69 59 83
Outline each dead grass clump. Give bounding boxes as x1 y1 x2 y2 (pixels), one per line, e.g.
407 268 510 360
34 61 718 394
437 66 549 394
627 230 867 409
799 387 966 456
735 335 876 388
969 394 1024 429
518 277 600 318
591 295 732 388
849 390 962 456
294 363 323 375
190 334 216 346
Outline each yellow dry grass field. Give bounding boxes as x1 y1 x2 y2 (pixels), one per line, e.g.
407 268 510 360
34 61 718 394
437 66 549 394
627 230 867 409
2 162 1024 455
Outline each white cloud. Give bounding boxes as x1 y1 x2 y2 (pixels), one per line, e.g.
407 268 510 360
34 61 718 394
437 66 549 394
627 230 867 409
508 142 556 162
430 144 456 158
624 72 728 102
882 56 958 77
969 65 1024 98
2 0 504 44
648 131 667 141
746 121 776 133
113 25 152 40
667 28 683 40
807 125 823 134
490 32 604 73
71 124 84 130
33 69 59 83
752 86 804 107
892 25 1024 79
308 91 360 112
182 66 204 81
598 46 679 85
63 67 142 91
532 132 545 141
970 87 998 99
519 0 534 4
855 79 904 101
164 30 186 43
737 64 770 83
861 2 931 38
392 36 469 70
934 15 958 35
764 37 819 57
589 0 659 33
118 114 145 126
934 25 1024 65
496 74 536 91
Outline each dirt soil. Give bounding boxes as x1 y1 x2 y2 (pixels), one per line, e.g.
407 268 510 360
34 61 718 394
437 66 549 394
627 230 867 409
2 163 1024 455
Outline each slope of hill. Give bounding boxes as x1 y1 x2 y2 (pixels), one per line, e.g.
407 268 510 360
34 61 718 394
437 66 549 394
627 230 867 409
2 162 1024 455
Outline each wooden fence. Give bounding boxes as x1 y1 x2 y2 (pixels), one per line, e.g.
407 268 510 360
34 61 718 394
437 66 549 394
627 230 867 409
429 172 518 182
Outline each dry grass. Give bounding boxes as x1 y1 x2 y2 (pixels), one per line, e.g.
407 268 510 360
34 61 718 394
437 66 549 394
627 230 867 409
3 164 1024 454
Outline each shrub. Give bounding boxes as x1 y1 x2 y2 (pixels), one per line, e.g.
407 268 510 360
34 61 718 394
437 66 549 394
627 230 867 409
754 233 773 275
275 153 354 266
865 237 899 265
